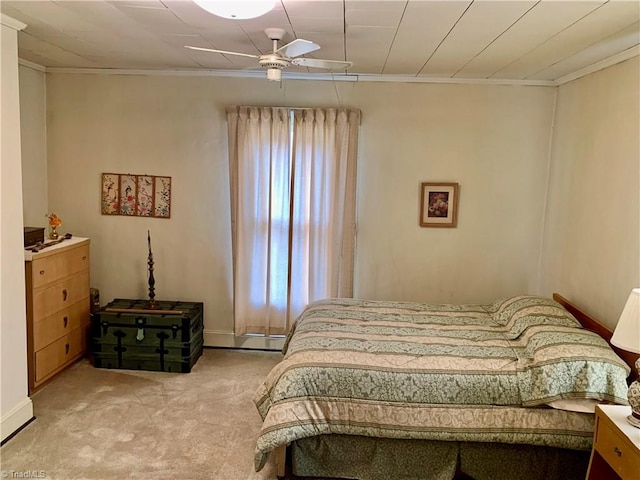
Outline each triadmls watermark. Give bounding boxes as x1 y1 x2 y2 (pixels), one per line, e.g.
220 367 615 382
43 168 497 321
1 471 46 479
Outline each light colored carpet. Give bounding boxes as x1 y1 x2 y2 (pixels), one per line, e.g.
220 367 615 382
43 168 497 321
1 348 284 480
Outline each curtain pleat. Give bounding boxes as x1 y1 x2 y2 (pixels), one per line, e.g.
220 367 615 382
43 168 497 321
228 106 359 336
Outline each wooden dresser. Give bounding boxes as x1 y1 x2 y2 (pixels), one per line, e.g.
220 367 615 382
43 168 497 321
25 237 90 393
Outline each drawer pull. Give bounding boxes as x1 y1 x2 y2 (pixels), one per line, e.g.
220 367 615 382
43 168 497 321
62 289 68 301
65 343 70 355
39 270 45 275
613 447 622 457
63 316 68 328
82 256 87 261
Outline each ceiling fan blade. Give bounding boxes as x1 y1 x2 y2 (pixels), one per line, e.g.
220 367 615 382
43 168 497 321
185 46 259 59
292 58 352 70
276 39 320 58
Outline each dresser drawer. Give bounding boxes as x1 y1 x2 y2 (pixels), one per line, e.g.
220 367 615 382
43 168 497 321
33 300 89 351
32 271 89 319
34 327 84 383
30 243 89 289
595 412 640 479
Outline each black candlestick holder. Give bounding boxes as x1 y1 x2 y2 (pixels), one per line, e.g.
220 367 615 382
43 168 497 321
147 230 157 309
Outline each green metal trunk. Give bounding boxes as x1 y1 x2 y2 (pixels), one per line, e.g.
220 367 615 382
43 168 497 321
91 299 204 373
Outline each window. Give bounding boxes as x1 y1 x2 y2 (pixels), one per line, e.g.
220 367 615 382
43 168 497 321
227 107 360 336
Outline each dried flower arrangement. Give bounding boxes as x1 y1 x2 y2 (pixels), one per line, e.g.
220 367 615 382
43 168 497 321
46 212 62 227
46 212 62 239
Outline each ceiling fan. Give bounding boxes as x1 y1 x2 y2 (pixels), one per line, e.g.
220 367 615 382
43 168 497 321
186 28 352 82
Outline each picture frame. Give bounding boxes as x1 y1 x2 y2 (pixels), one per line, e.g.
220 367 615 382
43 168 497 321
101 173 171 219
419 182 459 228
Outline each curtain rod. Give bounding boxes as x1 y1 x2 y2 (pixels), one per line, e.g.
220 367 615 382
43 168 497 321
228 106 362 123
230 106 359 111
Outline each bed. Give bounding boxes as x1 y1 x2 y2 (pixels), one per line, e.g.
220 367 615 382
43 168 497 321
253 294 634 480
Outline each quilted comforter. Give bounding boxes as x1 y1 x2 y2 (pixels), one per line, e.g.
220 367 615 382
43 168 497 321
253 295 630 471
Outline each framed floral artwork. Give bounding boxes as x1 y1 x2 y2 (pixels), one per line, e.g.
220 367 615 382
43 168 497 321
101 173 171 219
101 173 119 215
120 174 136 216
154 176 171 218
137 175 154 217
419 182 459 227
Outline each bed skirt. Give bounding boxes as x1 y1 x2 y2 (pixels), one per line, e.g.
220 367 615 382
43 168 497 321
290 435 590 480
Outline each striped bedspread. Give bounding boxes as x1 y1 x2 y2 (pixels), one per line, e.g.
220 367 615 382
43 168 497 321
253 295 630 471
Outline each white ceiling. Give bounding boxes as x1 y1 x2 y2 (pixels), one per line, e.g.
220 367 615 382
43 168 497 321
2 0 639 84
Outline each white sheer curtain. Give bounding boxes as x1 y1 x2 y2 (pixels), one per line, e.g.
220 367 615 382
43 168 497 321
227 106 359 336
289 108 359 322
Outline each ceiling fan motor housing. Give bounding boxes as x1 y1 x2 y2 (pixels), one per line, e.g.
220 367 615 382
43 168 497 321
259 54 289 69
259 54 288 81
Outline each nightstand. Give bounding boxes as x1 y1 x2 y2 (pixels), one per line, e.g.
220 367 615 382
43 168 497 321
587 405 640 480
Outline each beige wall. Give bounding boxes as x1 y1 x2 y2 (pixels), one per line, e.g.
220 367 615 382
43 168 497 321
43 73 555 345
19 65 48 227
352 82 555 304
540 57 640 329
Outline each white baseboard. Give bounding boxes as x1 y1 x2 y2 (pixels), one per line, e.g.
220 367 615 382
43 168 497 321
1 397 34 443
204 330 284 351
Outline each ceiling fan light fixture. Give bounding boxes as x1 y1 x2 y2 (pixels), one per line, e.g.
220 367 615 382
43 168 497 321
267 68 282 82
193 0 275 20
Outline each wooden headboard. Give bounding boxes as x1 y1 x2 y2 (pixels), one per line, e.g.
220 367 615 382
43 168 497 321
553 293 639 383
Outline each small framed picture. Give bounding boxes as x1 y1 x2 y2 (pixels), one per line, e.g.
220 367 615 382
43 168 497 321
419 182 459 228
